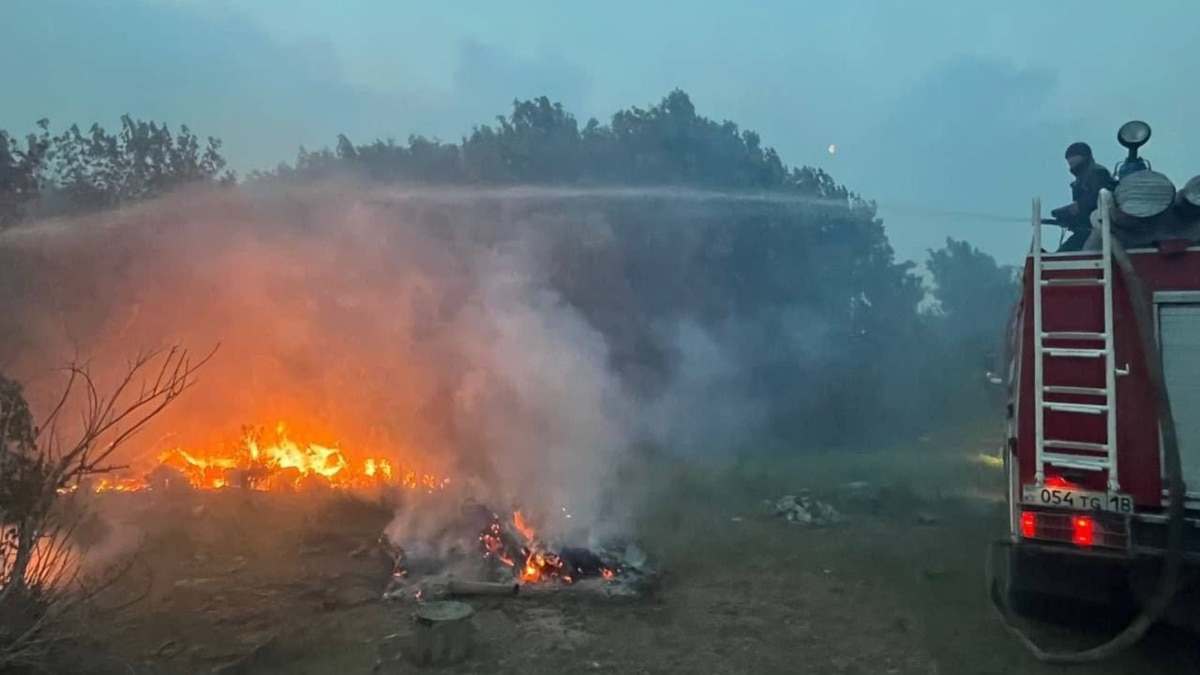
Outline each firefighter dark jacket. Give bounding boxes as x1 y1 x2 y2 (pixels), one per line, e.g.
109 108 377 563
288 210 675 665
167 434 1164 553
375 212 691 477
1066 162 1116 232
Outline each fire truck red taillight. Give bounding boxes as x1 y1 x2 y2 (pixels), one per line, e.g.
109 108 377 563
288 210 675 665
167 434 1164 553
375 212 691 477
1020 511 1037 538
1072 516 1095 546
1045 474 1073 489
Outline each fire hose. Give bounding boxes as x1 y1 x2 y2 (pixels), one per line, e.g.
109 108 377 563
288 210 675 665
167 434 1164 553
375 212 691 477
984 237 1187 664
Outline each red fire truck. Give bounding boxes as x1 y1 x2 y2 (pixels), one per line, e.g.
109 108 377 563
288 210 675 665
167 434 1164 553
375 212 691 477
996 121 1200 659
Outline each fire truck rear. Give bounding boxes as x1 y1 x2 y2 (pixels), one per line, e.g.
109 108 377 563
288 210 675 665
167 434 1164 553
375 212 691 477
1001 120 1200 632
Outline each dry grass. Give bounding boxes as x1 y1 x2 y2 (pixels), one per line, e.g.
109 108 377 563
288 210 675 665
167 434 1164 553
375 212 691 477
65 426 1200 674
644 425 1199 675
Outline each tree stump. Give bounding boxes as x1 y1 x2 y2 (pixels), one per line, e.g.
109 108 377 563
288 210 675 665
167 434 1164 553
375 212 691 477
406 600 475 667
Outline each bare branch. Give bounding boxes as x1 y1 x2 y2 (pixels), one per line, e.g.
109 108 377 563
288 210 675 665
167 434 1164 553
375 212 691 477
36 368 76 443
2 343 215 669
42 345 216 488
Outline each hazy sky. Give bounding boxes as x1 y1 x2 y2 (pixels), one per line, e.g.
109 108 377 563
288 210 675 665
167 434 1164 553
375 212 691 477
4 0 1197 264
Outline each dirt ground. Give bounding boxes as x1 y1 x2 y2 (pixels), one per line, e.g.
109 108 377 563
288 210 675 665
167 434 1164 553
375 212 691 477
74 430 1200 675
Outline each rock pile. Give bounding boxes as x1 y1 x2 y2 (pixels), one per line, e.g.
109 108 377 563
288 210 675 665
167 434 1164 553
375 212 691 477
772 489 840 526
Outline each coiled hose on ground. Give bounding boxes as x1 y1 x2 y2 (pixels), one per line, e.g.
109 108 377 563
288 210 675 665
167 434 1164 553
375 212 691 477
984 238 1186 665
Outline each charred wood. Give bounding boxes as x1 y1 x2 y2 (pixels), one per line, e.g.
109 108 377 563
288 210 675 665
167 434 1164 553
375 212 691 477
446 579 520 597
558 547 607 578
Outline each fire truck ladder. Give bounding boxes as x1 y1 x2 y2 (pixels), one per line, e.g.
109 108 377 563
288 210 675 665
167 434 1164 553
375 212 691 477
1030 190 1121 492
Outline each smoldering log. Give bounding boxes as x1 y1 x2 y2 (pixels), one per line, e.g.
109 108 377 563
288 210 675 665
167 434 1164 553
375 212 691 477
1115 170 1176 219
558 547 607 578
446 579 520 597
457 502 502 533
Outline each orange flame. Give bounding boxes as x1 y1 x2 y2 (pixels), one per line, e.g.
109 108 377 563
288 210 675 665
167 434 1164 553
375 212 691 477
94 422 445 493
513 510 536 541
502 510 615 585
480 520 515 567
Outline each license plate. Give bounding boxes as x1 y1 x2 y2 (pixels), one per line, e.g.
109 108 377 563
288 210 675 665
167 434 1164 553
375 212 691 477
1021 485 1134 514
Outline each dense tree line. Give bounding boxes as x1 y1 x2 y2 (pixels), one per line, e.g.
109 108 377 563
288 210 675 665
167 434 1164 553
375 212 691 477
254 92 848 196
0 90 1017 447
0 115 233 225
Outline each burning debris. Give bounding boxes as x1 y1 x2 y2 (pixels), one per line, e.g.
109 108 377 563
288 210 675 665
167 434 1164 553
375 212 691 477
81 422 446 494
382 502 655 602
772 490 840 526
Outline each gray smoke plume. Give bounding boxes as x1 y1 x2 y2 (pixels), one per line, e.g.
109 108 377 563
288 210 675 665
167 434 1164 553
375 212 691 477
0 179 838 556
0 183 640 543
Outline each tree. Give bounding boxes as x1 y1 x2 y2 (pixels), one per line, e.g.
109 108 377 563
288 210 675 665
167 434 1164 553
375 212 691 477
44 115 235 215
252 90 933 447
927 237 1019 341
0 116 234 223
0 347 209 671
0 121 50 229
0 90 1018 450
923 238 1020 418
260 89 864 197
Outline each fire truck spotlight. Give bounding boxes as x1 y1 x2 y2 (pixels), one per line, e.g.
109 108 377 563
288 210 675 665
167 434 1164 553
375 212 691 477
1072 515 1095 547
1118 120 1151 150
1020 511 1037 538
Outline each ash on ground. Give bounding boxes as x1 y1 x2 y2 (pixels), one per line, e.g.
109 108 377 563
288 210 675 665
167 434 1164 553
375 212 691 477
379 501 657 602
771 490 840 526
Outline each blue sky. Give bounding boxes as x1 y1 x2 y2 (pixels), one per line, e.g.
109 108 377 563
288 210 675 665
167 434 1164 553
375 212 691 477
4 0 1197 264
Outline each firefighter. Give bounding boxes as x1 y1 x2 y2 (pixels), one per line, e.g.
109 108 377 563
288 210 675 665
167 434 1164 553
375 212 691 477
1051 142 1115 252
